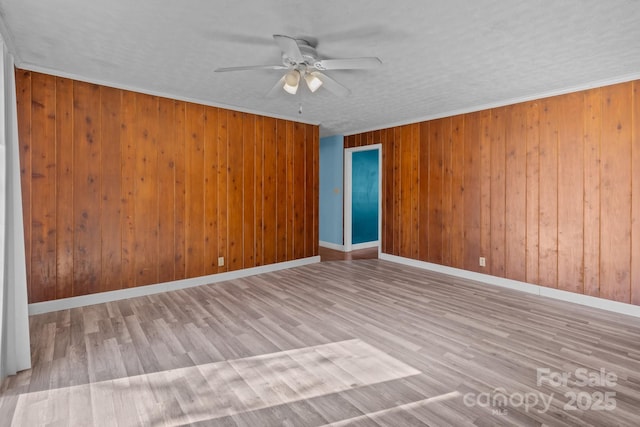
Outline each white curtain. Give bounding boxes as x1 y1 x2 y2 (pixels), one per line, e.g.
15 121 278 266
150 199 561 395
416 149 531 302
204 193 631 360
0 36 30 382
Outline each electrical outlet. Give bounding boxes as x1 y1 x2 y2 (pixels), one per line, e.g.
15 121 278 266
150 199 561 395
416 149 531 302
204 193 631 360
218 257 225 267
479 257 486 267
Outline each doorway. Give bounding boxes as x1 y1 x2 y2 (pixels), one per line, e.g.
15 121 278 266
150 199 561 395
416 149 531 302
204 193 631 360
344 144 382 253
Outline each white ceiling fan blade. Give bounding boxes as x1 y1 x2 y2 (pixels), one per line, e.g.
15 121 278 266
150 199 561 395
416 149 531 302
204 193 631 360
273 34 304 63
314 57 382 70
266 75 286 98
314 72 350 97
215 65 288 72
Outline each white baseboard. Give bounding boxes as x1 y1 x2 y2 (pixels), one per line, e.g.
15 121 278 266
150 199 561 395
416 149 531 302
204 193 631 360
319 241 345 251
28 256 321 315
351 241 379 251
379 253 640 319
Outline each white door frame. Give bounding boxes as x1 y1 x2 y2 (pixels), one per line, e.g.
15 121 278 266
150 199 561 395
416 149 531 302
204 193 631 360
344 144 382 253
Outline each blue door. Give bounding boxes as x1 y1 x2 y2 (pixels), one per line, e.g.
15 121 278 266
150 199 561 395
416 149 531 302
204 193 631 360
351 149 379 244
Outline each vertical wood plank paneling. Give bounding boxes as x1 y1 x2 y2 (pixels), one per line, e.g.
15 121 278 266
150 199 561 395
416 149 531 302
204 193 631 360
134 95 159 286
17 67 640 307
293 123 305 260
262 118 277 265
243 113 256 268
339 80 639 307
366 132 373 146
489 107 506 278
378 130 386 253
630 81 640 305
227 111 244 270
525 102 540 285
632 82 640 305
15 70 32 301
583 90 601 297
479 110 492 271
99 86 122 292
216 109 228 273
538 97 559 288
344 135 353 148
427 121 444 264
184 103 205 278
286 122 295 259
305 124 315 258
254 117 265 266
17 70 318 303
173 102 187 278
410 124 420 259
557 92 584 294
399 125 413 258
418 123 430 261
73 81 101 297
393 127 401 255
120 91 137 288
312 125 320 256
276 119 288 262
30 72 57 302
600 83 632 303
55 77 74 299
504 103 527 282
450 115 465 269
157 98 176 282
380 129 389 253
441 119 453 266
463 112 482 272
383 129 394 254
204 107 219 274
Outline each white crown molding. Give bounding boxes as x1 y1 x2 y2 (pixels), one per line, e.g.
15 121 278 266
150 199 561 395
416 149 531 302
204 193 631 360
29 256 320 315
379 253 640 319
15 61 321 127
344 72 640 137
16 64 640 139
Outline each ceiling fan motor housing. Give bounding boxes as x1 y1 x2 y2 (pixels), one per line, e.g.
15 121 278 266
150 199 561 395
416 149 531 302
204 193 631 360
283 39 322 70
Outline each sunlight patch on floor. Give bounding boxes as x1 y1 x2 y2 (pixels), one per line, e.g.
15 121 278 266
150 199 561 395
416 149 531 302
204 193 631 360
11 339 421 426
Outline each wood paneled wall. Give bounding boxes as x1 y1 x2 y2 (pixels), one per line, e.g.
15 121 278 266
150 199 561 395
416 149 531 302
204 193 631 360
346 80 640 305
16 69 319 303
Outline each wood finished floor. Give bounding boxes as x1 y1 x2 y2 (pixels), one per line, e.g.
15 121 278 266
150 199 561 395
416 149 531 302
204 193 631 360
2 259 640 426
318 247 379 262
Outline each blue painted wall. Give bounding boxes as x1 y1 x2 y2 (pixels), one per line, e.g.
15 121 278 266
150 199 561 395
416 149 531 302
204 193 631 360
319 135 344 245
351 149 379 244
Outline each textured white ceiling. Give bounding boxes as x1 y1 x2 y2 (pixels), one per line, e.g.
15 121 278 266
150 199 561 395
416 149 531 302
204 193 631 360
1 0 640 136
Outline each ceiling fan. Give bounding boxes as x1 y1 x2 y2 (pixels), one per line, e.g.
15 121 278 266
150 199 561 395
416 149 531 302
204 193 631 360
215 34 382 97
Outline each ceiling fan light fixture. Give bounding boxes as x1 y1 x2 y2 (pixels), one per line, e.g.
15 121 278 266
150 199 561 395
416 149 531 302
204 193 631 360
283 70 300 94
304 72 323 92
218 35 373 98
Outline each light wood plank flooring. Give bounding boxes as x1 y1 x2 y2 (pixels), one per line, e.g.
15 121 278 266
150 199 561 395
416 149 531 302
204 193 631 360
2 260 640 426
319 246 378 262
